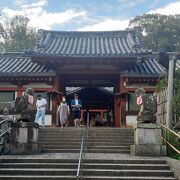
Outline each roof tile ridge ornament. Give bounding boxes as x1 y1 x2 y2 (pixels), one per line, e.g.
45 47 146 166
0 43 5 54
36 29 45 51
37 30 132 38
133 28 147 54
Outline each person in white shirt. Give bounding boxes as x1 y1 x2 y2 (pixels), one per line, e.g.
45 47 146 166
34 94 47 128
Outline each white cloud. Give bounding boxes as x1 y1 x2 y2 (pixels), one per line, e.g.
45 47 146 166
2 8 24 18
78 19 129 31
2 0 87 30
21 0 48 8
29 10 87 29
148 1 180 15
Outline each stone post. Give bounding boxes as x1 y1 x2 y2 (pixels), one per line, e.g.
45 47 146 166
166 54 175 129
10 122 39 154
130 123 166 156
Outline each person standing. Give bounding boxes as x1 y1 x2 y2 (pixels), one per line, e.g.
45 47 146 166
34 94 47 128
57 96 70 127
71 94 82 126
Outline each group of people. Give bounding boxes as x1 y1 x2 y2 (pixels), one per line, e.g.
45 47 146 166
34 93 82 128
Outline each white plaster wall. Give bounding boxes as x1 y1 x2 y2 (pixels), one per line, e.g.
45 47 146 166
126 83 155 88
36 114 52 126
126 115 137 128
23 83 53 88
0 83 17 88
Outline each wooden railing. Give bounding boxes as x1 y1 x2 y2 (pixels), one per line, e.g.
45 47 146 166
161 124 180 156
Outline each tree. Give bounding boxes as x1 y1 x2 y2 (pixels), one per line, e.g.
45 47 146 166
129 14 180 52
1 15 37 52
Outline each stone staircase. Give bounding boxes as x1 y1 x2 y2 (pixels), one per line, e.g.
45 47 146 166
87 128 133 153
38 127 84 153
38 127 134 154
0 127 177 179
0 157 78 179
82 158 176 180
0 156 176 179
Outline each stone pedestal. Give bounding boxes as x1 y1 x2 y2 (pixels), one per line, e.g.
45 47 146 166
10 122 39 154
130 123 166 156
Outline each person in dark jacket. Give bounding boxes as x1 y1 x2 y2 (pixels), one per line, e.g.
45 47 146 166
71 94 82 126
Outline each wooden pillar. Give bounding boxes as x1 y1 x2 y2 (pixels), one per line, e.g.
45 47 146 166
120 95 127 127
100 110 103 120
114 78 121 127
51 74 64 126
119 77 127 127
17 85 23 96
114 97 120 127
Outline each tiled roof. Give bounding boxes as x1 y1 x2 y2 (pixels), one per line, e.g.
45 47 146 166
0 54 165 78
0 54 55 76
29 29 145 57
121 58 166 77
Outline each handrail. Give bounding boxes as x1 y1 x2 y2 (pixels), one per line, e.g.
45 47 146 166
161 124 180 138
76 111 90 179
161 137 180 155
161 124 180 155
0 118 9 125
0 128 11 138
76 134 84 179
0 117 12 155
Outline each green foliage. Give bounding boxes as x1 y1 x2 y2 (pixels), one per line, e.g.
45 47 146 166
173 69 180 122
164 131 180 160
156 78 167 91
129 14 180 52
156 69 180 125
1 15 37 52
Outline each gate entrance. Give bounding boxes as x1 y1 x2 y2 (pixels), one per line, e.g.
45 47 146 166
66 87 114 126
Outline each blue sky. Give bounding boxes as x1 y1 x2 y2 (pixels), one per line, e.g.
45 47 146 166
0 0 180 31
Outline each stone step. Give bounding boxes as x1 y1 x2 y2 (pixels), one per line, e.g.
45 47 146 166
38 135 134 139
0 168 77 175
87 139 134 143
39 127 85 131
40 149 130 154
86 149 130 153
89 137 134 140
41 145 81 149
0 175 77 180
38 133 83 136
39 131 134 134
83 169 174 177
39 142 81 145
0 163 78 168
39 127 132 130
0 158 167 164
38 138 82 141
83 163 170 170
86 145 130 150
82 176 176 180
0 159 78 163
87 142 133 145
42 149 80 153
83 159 167 164
38 133 134 136
0 163 170 170
38 142 133 146
38 137 134 141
